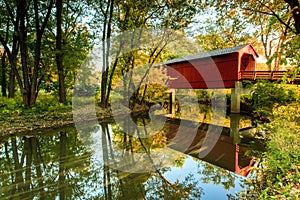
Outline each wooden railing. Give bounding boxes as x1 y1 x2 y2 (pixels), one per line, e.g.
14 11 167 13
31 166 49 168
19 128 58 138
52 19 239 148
240 71 300 81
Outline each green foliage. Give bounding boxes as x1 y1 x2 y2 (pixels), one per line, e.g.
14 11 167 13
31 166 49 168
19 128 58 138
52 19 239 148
0 94 72 118
247 103 300 199
29 95 72 114
240 85 300 199
0 97 23 116
195 89 211 102
199 0 300 72
250 80 298 111
281 35 300 69
241 81 298 124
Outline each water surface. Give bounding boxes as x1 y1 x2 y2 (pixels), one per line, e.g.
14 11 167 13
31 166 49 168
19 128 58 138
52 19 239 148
0 116 254 199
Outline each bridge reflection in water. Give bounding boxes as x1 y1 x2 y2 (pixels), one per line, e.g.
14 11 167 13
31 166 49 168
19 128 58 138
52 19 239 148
165 114 256 177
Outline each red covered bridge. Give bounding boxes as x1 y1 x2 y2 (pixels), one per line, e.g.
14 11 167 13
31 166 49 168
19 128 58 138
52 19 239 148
164 44 299 89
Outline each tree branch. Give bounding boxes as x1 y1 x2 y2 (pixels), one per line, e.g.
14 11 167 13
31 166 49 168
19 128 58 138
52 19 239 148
4 0 16 26
41 0 54 34
244 6 296 34
260 0 297 34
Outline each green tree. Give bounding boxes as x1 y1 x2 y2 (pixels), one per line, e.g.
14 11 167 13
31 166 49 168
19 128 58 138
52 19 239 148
88 0 200 108
195 15 253 51
0 1 20 98
56 0 66 103
0 0 54 108
54 0 92 103
40 1 91 96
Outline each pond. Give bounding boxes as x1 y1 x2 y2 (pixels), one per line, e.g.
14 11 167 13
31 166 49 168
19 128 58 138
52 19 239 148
0 113 257 199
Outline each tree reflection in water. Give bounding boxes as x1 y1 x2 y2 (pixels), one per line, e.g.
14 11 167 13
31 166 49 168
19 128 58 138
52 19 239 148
197 161 237 191
97 119 204 199
0 124 204 199
0 117 250 199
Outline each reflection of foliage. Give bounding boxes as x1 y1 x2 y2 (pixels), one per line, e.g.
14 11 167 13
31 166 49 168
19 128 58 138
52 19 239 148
197 161 238 191
0 127 98 199
100 119 204 199
145 171 203 200
94 165 204 200
111 123 168 152
1 117 248 199
110 118 187 168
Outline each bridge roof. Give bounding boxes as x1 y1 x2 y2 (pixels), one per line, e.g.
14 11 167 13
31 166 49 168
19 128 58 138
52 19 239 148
163 44 258 65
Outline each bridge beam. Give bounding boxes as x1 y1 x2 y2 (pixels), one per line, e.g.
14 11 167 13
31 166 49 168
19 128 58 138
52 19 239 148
231 81 242 113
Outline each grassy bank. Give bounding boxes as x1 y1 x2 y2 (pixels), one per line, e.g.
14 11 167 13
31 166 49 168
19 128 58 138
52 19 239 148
0 94 149 136
241 103 300 199
0 94 116 135
240 82 300 199
0 95 71 134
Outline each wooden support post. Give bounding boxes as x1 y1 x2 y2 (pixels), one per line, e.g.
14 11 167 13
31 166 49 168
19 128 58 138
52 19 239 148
231 81 242 114
167 89 176 116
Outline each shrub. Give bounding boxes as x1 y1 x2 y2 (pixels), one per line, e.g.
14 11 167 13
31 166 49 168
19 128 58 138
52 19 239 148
260 103 300 198
240 103 300 199
0 94 72 117
0 97 23 116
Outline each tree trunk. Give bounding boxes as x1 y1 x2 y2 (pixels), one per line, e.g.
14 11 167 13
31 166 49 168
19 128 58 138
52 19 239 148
101 0 114 108
105 45 122 107
8 68 15 98
1 51 7 97
56 0 66 103
1 0 53 107
285 0 300 34
19 0 31 108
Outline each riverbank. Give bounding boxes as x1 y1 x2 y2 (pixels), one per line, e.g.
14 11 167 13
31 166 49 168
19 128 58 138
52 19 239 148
246 102 300 198
0 106 133 136
1 109 73 135
0 96 151 136
0 95 109 135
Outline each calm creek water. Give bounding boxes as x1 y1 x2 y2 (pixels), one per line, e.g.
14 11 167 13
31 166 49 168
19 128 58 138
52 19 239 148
0 114 256 200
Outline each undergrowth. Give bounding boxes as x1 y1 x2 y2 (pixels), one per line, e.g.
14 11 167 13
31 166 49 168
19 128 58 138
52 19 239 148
239 82 300 199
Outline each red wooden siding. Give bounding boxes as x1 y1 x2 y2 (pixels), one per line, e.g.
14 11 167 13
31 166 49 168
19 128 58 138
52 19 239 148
165 44 259 89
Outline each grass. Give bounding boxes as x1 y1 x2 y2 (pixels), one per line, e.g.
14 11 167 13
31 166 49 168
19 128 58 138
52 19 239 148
239 82 300 199
259 103 300 199
0 93 145 135
0 94 74 135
